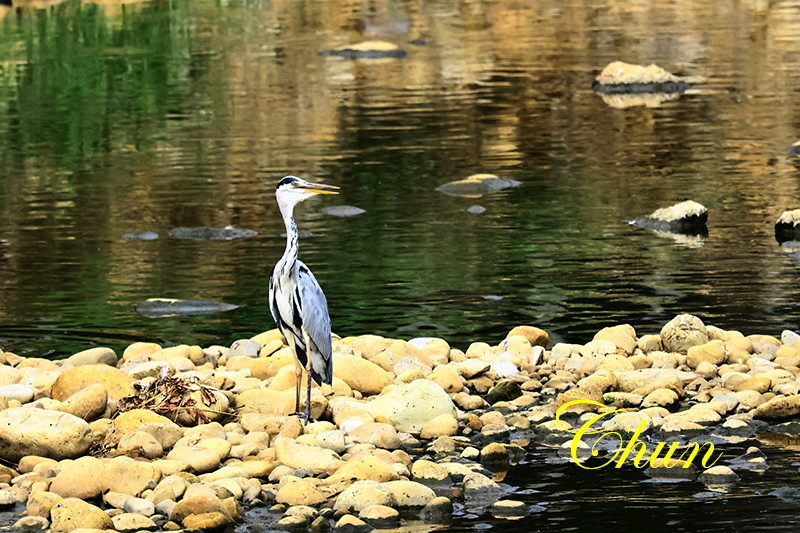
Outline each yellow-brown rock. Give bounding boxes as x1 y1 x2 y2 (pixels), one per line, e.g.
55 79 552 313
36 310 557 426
735 376 772 393
427 365 463 393
686 340 726 369
333 353 393 396
275 477 327 506
51 365 134 403
593 324 637 355
507 326 549 348
114 409 176 435
57 384 108 422
236 388 295 416
419 413 459 439
250 329 285 347
122 342 163 363
50 498 113 533
328 456 399 483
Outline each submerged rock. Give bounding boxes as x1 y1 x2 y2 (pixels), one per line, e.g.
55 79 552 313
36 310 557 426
121 231 159 240
323 40 407 59
136 298 239 318
467 205 487 214
628 200 708 235
435 174 522 198
168 226 258 240
775 209 800 242
322 205 366 217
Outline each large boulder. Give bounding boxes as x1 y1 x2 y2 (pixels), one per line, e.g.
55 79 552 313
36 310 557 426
0 407 92 462
660 314 709 353
366 379 456 434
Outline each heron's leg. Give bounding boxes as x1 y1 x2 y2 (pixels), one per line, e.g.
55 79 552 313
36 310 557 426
293 360 302 415
305 357 313 421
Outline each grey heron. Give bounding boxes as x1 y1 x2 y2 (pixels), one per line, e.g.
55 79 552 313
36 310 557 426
269 175 339 420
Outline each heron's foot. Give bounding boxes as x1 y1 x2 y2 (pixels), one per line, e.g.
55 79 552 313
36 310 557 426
289 411 310 420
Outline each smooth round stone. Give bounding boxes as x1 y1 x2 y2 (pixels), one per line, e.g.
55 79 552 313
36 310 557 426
182 512 231 530
124 497 156 516
467 205 487 214
65 347 118 367
314 430 347 454
419 496 453 523
491 499 527 517
419 413 458 439
49 456 105 499
50 498 114 533
0 408 92 462
333 480 395 514
111 512 158 532
227 339 261 358
334 514 371 532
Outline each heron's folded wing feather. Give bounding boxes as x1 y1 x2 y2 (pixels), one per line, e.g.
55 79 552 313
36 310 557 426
296 262 333 361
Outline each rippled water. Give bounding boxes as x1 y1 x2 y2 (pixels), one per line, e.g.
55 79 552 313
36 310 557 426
2 0 800 357
4 0 800 528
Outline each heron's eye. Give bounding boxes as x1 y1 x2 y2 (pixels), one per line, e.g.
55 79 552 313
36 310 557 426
292 181 300 187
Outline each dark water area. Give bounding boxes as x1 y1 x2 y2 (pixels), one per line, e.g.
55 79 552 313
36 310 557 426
4 0 800 530
228 438 800 533
2 0 800 358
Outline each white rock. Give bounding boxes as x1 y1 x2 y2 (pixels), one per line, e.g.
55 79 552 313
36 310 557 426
0 384 34 403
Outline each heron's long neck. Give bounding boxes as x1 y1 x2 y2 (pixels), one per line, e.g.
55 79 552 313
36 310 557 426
278 208 299 276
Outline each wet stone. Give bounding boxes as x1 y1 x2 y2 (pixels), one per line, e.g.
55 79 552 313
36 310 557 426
168 226 257 240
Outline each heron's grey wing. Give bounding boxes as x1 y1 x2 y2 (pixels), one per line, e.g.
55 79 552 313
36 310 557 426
296 261 333 363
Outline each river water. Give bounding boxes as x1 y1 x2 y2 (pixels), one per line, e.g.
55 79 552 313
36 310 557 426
2 0 800 529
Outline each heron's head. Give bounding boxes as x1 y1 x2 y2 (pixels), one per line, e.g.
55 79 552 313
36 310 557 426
275 176 340 211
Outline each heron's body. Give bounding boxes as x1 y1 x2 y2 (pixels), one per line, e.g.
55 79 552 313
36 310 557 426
268 176 338 420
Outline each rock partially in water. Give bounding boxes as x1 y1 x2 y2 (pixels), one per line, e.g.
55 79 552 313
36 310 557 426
168 226 258 240
121 231 159 240
323 40 407 59
775 209 800 242
593 61 690 94
435 174 522 198
136 298 239 318
628 200 708 235
787 141 800 156
322 205 366 217
698 465 739 486
467 205 487 214
769 486 800 501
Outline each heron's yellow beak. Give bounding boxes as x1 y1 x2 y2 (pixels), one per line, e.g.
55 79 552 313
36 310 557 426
301 181 340 195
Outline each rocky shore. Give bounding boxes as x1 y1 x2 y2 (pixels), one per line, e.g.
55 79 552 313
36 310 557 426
2 314 800 531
